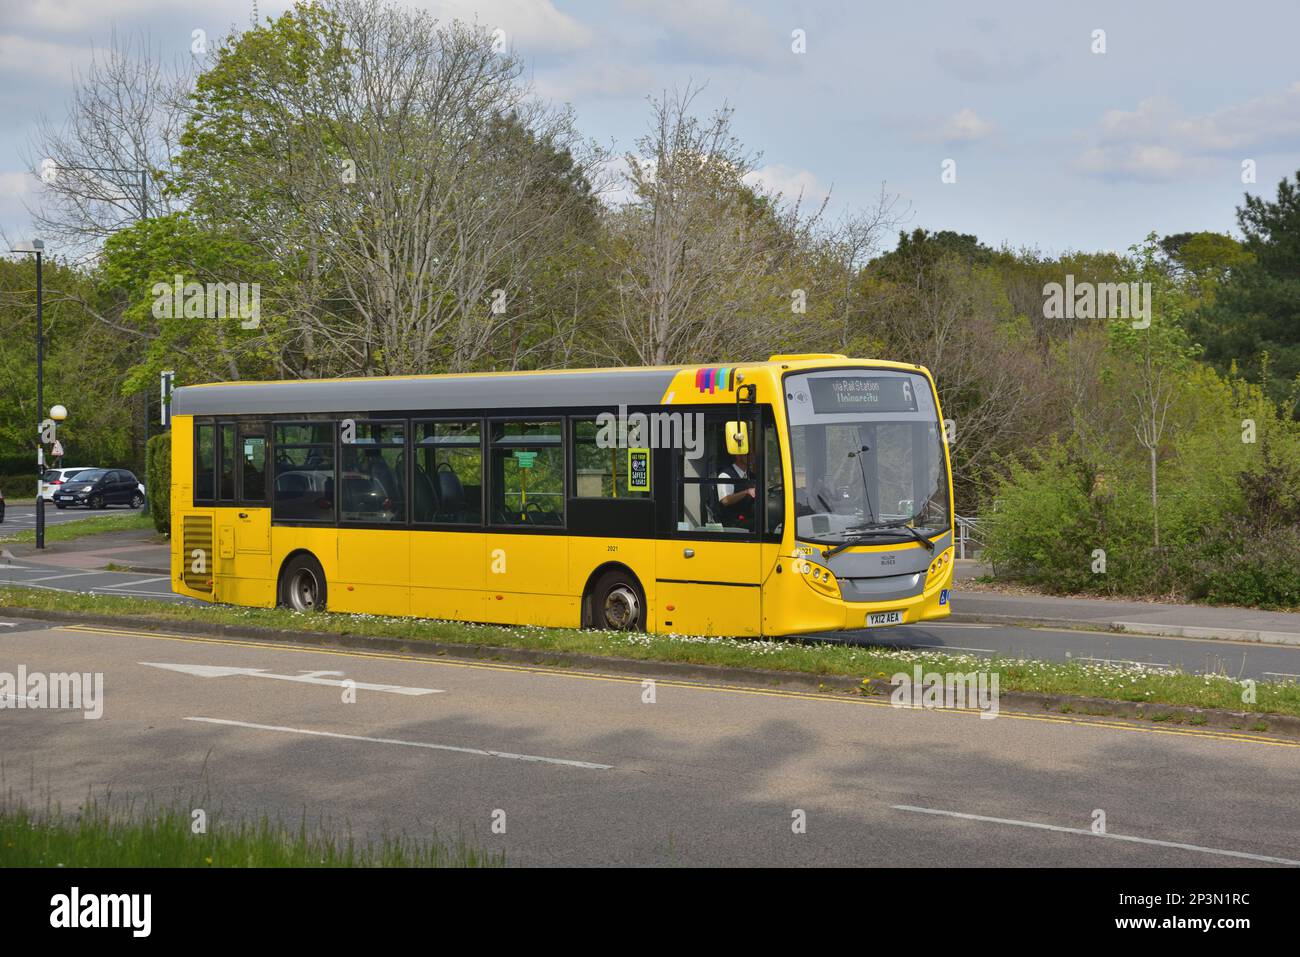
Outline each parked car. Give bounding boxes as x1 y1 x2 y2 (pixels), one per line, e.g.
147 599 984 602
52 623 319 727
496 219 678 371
40 466 93 500
53 469 145 510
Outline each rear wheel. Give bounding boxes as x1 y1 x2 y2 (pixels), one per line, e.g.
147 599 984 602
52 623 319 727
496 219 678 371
589 570 645 631
279 553 327 613
129 492 144 509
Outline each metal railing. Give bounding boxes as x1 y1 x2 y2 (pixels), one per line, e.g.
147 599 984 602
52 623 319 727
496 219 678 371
955 514 986 560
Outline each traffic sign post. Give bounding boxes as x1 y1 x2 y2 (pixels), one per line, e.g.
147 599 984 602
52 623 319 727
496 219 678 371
160 370 175 427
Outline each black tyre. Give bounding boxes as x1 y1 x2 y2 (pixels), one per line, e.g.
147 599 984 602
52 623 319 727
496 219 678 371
55 503 66 510
278 553 327 613
588 569 645 631
130 492 144 509
89 494 105 510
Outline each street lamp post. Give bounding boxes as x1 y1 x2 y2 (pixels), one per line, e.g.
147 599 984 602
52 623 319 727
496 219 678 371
9 240 49 547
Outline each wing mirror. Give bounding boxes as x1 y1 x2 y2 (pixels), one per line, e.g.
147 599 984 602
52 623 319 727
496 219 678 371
725 421 750 456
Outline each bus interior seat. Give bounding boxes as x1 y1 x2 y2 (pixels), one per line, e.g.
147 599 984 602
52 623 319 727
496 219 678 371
277 472 309 498
412 464 438 520
435 466 464 520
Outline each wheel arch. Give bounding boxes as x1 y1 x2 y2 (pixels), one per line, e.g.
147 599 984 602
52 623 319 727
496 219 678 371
580 561 646 628
276 548 326 603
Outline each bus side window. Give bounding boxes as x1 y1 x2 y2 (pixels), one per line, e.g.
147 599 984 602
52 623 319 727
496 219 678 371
490 420 563 527
572 419 649 499
273 423 335 522
412 421 482 525
195 424 215 501
764 421 784 535
241 431 266 502
219 424 236 501
676 415 757 534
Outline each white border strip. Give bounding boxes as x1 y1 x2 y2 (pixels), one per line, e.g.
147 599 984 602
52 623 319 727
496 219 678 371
892 804 1300 866
185 716 614 770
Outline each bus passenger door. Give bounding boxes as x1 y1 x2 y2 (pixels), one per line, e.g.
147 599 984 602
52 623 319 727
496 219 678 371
655 413 762 636
232 427 273 606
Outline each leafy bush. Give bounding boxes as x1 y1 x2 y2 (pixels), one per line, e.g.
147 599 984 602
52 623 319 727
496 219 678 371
0 473 37 499
1193 526 1300 609
145 432 171 536
983 443 1104 592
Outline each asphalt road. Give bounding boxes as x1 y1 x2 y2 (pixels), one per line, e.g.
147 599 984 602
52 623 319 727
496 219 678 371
2 618 1298 866
0 554 1298 678
0 503 138 529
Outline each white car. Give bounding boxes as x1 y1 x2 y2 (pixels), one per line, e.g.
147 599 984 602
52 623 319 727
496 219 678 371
39 466 93 501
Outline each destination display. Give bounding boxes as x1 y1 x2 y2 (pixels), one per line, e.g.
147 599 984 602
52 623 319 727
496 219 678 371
808 375 919 414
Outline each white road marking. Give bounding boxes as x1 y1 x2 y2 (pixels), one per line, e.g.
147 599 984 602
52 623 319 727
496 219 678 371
892 804 1300 866
906 622 994 630
0 622 17 628
102 576 169 589
185 717 613 770
21 571 105 583
142 661 444 695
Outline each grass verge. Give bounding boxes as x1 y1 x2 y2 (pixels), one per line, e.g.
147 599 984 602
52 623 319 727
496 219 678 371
0 798 500 867
0 511 153 545
2 584 1297 719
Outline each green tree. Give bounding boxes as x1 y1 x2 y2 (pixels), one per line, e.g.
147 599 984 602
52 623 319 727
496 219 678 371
1209 171 1300 404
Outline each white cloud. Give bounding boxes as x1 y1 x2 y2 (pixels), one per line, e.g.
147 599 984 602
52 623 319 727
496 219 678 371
534 60 654 103
743 163 828 206
620 0 782 68
942 107 994 142
1074 144 1196 182
0 170 38 242
914 108 995 145
425 0 596 54
0 33 97 83
1077 83 1300 181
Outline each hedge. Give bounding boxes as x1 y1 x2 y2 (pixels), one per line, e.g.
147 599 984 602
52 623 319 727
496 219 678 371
145 432 171 536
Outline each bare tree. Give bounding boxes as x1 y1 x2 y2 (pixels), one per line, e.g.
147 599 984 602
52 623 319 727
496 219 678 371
606 84 809 365
22 30 191 262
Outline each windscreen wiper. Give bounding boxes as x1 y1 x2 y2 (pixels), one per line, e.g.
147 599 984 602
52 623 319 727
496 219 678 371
823 521 935 559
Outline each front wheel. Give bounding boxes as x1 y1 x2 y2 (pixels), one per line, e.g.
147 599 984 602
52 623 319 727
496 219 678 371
589 570 645 631
55 503 66 510
278 553 327 613
89 494 105 510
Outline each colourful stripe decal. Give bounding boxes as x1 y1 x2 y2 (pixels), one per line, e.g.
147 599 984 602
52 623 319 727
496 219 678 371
694 366 738 393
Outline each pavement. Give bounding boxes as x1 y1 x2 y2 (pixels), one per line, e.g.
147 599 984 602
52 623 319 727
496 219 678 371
3 617 1299 866
951 560 1300 645
1 525 171 574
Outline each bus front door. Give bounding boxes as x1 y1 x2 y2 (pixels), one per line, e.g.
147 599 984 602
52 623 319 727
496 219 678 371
654 413 763 636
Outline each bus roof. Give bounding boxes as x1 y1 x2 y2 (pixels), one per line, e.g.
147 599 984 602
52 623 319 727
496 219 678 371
170 356 927 417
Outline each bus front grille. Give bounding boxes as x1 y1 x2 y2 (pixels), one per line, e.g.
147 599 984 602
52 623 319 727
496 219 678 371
182 515 214 593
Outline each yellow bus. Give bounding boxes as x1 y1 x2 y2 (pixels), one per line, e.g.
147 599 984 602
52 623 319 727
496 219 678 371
169 354 955 636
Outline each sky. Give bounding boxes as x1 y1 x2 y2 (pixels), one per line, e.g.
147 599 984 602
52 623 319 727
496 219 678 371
1 0 1298 257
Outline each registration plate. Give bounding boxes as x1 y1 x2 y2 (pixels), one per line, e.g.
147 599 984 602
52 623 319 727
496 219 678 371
866 610 903 627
